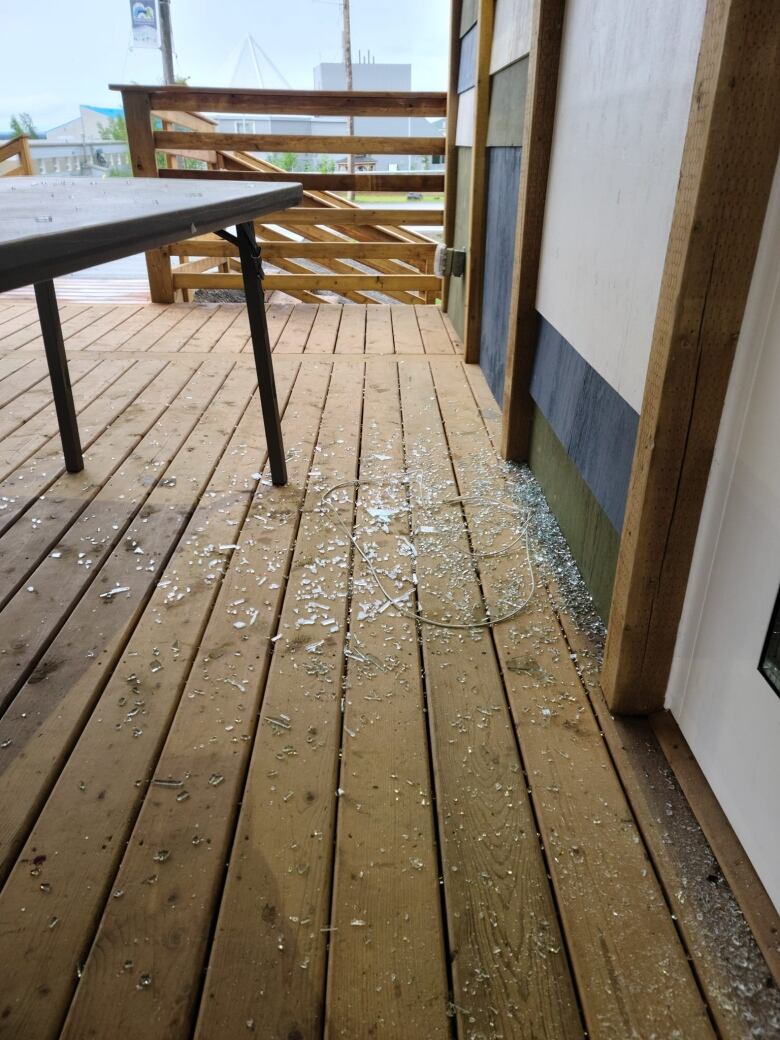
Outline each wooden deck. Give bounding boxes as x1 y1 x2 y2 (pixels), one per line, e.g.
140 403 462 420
0 300 777 1040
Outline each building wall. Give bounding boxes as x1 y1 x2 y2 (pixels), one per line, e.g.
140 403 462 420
29 140 130 176
313 61 412 92
527 0 706 617
446 0 530 392
46 106 123 143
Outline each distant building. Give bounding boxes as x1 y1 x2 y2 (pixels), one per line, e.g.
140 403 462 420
45 105 124 143
313 57 411 92
335 154 377 173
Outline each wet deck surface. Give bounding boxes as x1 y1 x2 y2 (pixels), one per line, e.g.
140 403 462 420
0 300 777 1040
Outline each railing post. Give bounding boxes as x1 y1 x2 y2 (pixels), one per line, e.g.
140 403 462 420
18 136 33 175
122 90 174 303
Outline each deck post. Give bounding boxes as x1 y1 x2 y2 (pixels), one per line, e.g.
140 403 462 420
602 0 780 714
122 90 175 304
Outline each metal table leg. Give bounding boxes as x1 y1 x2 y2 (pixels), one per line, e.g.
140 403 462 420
34 280 83 473
221 223 287 486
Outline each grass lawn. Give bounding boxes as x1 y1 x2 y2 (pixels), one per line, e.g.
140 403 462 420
346 193 445 204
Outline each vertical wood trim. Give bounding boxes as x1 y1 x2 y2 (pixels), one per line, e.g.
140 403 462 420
122 91 174 304
602 0 780 715
500 0 565 457
462 0 495 362
442 0 463 312
18 136 33 175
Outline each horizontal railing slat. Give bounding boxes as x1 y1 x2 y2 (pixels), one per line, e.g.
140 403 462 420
113 84 447 117
171 240 435 260
172 273 442 292
159 168 446 192
259 207 444 226
154 131 445 156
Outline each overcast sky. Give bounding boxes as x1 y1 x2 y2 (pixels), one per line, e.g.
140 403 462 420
1 0 451 134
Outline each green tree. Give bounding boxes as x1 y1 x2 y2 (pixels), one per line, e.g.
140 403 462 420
317 156 335 174
268 152 297 171
10 112 39 139
98 115 127 141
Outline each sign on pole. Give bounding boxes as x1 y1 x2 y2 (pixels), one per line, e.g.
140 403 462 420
130 1 160 49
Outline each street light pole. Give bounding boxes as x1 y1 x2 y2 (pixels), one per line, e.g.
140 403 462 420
342 0 355 198
159 0 175 84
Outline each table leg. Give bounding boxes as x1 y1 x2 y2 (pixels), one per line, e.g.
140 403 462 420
34 280 83 473
235 222 287 486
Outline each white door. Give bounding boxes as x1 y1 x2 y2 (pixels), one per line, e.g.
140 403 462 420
667 159 780 911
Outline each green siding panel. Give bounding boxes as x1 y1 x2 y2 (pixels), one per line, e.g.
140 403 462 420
446 146 472 339
460 0 478 35
529 407 619 621
487 57 528 147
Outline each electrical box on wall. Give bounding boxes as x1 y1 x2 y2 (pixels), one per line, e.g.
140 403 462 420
434 245 466 278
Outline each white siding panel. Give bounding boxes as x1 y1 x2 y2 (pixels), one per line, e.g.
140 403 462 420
535 0 706 410
490 0 532 74
455 87 476 147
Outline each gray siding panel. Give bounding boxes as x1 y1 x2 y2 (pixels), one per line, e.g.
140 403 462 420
479 147 522 403
487 58 528 147
458 26 478 93
460 0 478 35
529 317 639 531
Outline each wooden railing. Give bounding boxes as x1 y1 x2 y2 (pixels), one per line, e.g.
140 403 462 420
111 85 447 305
0 136 33 177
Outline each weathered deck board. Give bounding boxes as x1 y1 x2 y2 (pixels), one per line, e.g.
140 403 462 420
194 363 363 1040
0 361 303 1040
364 304 394 354
334 304 366 355
390 305 424 354
0 298 775 1040
324 360 450 1038
0 363 273 881
306 303 342 353
0 359 136 481
0 358 209 714
399 360 582 1038
0 360 198 611
430 360 714 1038
0 357 102 441
0 360 168 535
0 358 48 408
415 304 455 354
61 363 333 1040
275 303 319 354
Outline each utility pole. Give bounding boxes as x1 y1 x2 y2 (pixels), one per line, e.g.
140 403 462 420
342 0 355 198
159 0 175 85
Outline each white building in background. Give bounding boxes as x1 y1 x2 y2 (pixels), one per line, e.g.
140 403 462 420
13 104 132 177
45 105 125 143
29 139 130 176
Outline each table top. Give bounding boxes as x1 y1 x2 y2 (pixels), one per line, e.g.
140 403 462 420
0 177 302 292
